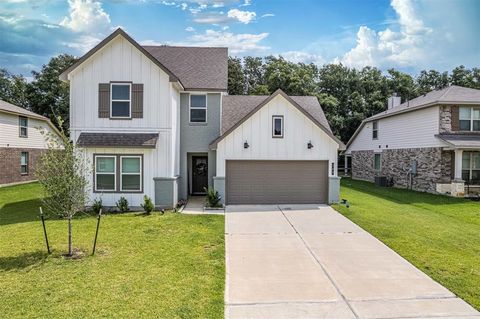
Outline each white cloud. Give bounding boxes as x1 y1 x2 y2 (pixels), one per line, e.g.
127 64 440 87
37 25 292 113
240 0 251 6
60 0 111 34
185 26 195 32
174 29 269 53
180 3 188 10
261 13 274 18
281 51 325 66
139 39 163 46
227 8 255 24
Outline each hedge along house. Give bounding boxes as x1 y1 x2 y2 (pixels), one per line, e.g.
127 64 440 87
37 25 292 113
344 85 480 197
61 28 344 208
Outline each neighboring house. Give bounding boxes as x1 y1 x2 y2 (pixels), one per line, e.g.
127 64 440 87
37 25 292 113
0 100 61 186
60 28 344 208
344 85 480 197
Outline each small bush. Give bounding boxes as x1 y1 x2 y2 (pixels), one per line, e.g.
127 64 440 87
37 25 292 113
204 187 222 208
91 198 103 215
141 195 154 214
116 196 129 213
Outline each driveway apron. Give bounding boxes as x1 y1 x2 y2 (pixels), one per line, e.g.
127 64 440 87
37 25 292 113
225 205 479 319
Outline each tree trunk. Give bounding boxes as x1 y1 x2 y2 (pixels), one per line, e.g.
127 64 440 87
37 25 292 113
68 215 72 256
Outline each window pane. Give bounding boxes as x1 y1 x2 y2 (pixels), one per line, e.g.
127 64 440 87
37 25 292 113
21 165 27 174
462 152 470 169
96 174 115 190
96 157 115 173
473 120 480 131
372 121 378 129
20 153 28 165
374 154 381 170
473 109 480 120
122 157 140 173
459 107 471 119
462 170 470 181
20 127 27 136
112 101 130 117
459 120 471 131
19 117 28 127
112 84 130 100
191 95 206 108
472 170 480 183
274 118 282 136
122 175 140 190
372 130 378 139
473 153 480 169
190 109 206 122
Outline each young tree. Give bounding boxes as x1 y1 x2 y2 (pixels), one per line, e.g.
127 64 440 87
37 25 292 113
36 118 90 256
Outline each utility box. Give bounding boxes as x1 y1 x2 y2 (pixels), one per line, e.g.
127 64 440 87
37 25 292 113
375 176 387 187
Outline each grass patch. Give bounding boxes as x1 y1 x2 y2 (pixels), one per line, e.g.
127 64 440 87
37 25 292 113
333 178 480 310
0 183 225 318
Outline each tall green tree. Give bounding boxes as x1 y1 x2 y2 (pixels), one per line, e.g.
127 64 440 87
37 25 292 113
416 70 449 95
243 56 265 94
228 57 245 95
27 54 76 132
0 68 29 108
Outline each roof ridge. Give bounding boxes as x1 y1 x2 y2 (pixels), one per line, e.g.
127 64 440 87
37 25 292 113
143 45 228 49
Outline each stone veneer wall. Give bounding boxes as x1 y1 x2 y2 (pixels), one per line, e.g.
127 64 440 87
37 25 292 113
0 147 44 185
439 105 452 133
352 148 452 193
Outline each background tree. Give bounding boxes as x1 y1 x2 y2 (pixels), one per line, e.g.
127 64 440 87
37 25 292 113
227 57 245 95
36 118 90 257
0 68 29 108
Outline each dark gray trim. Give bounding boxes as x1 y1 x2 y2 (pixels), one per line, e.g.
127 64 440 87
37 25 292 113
272 115 284 138
93 153 144 194
153 176 180 181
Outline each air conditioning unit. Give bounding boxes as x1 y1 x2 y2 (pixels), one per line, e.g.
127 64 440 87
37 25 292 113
375 176 387 187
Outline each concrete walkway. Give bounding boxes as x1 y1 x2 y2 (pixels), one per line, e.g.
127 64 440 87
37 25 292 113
225 205 479 319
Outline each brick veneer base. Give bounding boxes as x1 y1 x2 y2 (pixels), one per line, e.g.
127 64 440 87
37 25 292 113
0 147 45 185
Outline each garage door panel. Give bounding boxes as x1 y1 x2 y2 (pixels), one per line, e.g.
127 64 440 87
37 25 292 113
226 160 328 204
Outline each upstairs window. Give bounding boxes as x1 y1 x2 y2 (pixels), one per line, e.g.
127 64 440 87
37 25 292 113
372 121 378 139
459 106 480 131
111 83 131 118
374 153 381 171
20 152 28 174
190 94 207 123
272 116 284 138
19 116 28 137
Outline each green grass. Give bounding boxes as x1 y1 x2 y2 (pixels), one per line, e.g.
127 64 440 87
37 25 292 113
0 183 225 318
333 178 480 310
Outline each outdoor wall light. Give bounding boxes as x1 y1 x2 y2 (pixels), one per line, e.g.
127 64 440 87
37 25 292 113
307 141 314 149
244 141 249 149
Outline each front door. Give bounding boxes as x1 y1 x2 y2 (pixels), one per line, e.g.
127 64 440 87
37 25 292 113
192 156 208 194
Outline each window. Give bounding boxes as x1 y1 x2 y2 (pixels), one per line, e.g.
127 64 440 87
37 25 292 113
462 152 480 184
272 116 284 138
459 106 480 131
95 156 116 191
19 116 28 137
20 152 28 174
372 121 378 139
374 153 381 170
190 94 207 123
111 83 131 118
120 156 142 191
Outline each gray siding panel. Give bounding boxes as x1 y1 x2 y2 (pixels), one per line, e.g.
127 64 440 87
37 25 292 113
226 160 329 204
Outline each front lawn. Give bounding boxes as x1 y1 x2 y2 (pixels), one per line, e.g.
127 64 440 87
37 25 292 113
0 183 225 318
333 178 480 310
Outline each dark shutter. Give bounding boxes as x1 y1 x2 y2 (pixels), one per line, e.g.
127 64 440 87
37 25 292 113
132 84 144 118
451 105 459 131
98 83 110 118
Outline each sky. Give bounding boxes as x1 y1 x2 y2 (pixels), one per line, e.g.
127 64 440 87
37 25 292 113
1 0 479 77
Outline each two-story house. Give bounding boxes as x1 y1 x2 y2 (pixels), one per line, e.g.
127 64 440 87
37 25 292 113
344 85 480 197
61 28 344 208
0 99 61 186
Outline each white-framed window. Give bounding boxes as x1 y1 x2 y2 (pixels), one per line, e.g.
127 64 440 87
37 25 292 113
459 106 480 131
372 121 378 139
374 153 381 171
20 152 28 174
95 156 116 191
111 83 131 118
19 116 28 137
120 156 142 191
272 115 284 138
189 94 207 123
462 151 480 184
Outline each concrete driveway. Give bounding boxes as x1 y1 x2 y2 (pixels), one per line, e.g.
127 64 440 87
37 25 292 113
225 205 479 319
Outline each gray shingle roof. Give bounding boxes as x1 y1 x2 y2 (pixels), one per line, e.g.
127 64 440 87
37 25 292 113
221 95 332 134
436 133 480 148
368 85 480 121
143 46 228 91
77 133 159 148
0 99 48 120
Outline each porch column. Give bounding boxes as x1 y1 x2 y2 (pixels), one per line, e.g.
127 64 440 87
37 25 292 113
454 149 463 181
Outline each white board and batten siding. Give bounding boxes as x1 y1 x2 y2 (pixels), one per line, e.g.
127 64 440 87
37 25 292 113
0 112 57 148
346 106 445 153
216 95 340 177
68 34 180 206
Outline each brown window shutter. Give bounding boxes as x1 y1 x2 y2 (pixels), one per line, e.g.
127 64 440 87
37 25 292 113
98 83 110 118
451 105 459 131
132 84 144 118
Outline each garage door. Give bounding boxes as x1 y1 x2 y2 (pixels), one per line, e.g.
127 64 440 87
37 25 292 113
226 160 328 205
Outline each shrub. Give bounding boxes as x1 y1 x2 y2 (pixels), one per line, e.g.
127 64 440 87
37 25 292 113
91 198 103 215
141 195 154 214
204 187 222 208
116 196 129 213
